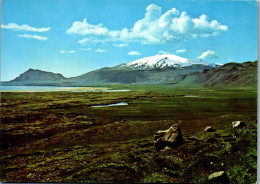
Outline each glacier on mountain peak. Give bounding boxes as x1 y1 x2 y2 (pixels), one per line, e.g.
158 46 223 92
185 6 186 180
118 54 216 69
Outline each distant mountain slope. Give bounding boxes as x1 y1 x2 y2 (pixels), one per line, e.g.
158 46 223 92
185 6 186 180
70 64 214 85
2 69 67 86
172 61 257 87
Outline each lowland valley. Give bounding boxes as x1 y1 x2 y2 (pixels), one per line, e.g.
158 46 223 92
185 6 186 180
0 56 257 183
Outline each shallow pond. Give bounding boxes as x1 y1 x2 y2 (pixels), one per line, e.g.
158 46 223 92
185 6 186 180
0 86 131 92
183 95 200 98
92 102 128 107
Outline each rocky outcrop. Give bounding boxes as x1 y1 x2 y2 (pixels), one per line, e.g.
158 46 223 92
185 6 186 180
208 171 229 183
232 121 246 128
154 124 183 151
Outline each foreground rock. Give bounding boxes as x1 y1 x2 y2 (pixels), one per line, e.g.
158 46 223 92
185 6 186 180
208 171 229 183
232 121 246 128
154 124 182 151
205 126 216 132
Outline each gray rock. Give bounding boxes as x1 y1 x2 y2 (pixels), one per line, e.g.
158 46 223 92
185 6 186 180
154 124 182 151
232 121 246 128
205 126 216 132
208 171 229 183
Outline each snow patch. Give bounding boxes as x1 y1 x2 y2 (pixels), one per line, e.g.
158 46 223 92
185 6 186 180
120 54 213 69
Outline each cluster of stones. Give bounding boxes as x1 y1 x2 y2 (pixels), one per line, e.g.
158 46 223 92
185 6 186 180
154 120 246 183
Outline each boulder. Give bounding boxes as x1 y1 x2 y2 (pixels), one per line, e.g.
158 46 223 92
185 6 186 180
232 121 246 128
154 124 182 151
208 171 229 183
205 126 216 132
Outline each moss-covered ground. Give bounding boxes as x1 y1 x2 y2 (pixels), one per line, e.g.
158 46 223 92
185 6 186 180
0 85 257 183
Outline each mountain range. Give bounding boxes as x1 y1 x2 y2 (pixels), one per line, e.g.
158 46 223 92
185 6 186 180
1 54 257 88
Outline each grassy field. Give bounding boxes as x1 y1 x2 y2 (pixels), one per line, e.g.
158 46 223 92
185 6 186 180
0 85 257 183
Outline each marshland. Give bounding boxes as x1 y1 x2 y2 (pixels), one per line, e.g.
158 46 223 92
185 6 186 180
0 85 257 183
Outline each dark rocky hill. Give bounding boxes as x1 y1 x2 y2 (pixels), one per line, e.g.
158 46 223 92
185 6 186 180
171 61 257 88
2 69 66 86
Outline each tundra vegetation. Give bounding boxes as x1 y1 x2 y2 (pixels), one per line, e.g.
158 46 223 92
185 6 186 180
0 85 257 183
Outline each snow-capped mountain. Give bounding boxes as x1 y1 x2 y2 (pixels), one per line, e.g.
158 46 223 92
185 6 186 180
117 54 219 69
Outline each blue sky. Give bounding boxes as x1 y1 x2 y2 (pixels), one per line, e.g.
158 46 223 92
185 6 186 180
1 0 258 81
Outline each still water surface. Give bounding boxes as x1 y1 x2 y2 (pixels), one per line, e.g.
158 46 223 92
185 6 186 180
0 86 131 92
0 86 81 92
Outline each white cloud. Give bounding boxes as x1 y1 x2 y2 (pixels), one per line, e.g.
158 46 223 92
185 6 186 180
80 48 92 51
78 38 91 45
1 23 50 32
128 51 141 56
60 50 75 54
158 50 170 54
113 43 129 47
198 50 219 60
67 4 228 45
95 48 106 53
192 14 228 37
176 49 186 53
17 34 47 41
78 37 110 45
66 18 108 35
